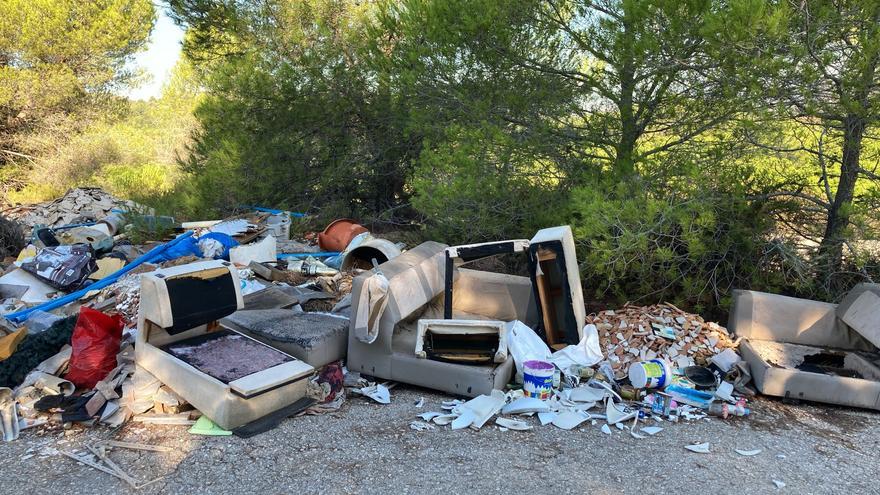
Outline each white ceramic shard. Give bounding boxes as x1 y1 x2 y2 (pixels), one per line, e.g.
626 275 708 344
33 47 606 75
641 426 663 436
552 411 589 430
772 480 785 489
457 390 506 430
360 384 391 404
432 414 458 425
451 411 476 430
538 412 557 426
736 449 762 456
418 411 442 421
685 442 711 453
502 397 550 415
569 386 607 403
495 417 532 431
606 399 637 425
601 424 612 434
414 398 425 408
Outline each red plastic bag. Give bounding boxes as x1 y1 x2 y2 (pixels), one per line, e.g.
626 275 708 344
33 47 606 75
65 307 123 389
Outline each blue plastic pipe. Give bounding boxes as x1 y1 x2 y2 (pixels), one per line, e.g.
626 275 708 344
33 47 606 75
277 252 340 258
4 231 196 325
240 205 307 218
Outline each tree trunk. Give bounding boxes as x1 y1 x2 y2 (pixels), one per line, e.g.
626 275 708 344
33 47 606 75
614 6 637 180
818 114 864 279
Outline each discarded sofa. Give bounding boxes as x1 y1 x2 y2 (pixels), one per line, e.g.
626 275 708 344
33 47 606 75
347 242 538 398
135 260 314 429
729 288 880 410
441 225 584 349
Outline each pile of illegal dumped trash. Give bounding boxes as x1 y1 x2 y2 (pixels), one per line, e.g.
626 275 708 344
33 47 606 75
0 188 399 446
1 187 879 485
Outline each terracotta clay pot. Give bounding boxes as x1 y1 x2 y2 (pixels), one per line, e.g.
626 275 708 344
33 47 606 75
318 218 368 252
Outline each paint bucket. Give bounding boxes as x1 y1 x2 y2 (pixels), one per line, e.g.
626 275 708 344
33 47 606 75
267 213 291 240
523 360 554 400
628 359 672 389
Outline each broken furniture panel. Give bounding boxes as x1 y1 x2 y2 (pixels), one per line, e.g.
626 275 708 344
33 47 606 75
222 309 349 368
836 283 880 349
136 260 314 430
442 239 530 320
415 319 507 364
528 226 585 348
729 289 880 410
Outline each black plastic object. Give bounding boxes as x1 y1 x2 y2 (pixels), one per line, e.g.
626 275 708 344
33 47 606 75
232 397 315 438
35 228 60 247
683 366 718 389
164 269 238 334
20 243 96 291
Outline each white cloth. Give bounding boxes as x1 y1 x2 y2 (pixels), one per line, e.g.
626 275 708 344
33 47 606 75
353 273 390 344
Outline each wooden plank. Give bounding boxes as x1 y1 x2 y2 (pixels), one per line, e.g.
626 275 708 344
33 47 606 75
101 440 174 453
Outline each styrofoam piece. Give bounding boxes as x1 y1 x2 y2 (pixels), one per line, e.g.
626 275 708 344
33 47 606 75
502 397 550 414
409 421 434 431
451 411 476 430
715 381 735 402
456 390 506 430
710 348 741 373
230 235 277 265
432 414 457 426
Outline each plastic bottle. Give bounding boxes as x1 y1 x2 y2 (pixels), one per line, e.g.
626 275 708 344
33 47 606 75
708 400 750 418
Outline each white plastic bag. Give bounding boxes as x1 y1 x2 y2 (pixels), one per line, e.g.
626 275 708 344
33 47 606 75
505 321 551 382
549 323 604 373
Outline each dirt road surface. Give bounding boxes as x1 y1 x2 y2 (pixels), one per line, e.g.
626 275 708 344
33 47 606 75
3 386 878 494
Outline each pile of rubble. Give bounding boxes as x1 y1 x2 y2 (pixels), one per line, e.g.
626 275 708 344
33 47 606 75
589 303 737 374
1 188 140 231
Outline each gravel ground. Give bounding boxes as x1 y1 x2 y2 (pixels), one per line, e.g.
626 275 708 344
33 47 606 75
3 386 879 495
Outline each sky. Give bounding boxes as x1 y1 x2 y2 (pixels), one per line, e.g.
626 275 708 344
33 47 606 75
127 9 185 101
